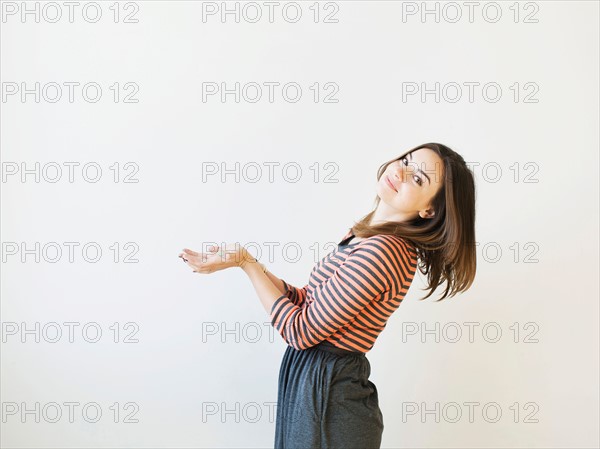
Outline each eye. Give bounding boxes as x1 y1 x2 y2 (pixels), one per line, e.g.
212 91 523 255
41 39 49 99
399 158 422 186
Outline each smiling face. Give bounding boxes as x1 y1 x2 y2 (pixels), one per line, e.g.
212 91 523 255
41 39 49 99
373 147 445 224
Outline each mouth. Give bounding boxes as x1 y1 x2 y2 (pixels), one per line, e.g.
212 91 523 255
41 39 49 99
385 175 398 192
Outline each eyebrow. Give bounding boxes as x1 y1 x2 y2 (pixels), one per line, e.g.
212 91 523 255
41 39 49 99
408 151 431 185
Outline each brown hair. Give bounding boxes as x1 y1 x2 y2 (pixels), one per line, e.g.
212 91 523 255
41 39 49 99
351 142 477 302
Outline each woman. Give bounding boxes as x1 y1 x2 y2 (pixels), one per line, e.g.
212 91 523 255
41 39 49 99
179 142 477 449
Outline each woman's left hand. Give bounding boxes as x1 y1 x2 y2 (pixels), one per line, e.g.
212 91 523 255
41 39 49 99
178 244 251 274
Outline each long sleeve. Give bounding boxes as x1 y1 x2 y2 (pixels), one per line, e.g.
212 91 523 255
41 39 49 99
281 279 308 308
270 235 408 350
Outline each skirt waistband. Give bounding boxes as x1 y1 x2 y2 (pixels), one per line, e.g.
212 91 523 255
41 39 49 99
314 340 365 357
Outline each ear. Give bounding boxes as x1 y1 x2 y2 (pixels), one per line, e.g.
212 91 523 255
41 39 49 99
419 208 435 219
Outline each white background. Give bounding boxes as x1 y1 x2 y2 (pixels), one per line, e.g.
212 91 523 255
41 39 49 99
1 1 599 448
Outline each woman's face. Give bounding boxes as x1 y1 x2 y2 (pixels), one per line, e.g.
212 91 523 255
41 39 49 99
376 147 445 221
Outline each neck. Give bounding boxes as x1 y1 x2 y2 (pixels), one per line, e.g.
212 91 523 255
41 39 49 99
370 201 414 226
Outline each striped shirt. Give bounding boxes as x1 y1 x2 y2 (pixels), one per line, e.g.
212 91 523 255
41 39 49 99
270 228 419 353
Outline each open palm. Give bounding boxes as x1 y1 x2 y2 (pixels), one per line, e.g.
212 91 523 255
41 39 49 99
178 244 249 274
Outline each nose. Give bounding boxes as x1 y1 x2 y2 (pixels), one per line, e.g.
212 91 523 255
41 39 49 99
393 162 409 183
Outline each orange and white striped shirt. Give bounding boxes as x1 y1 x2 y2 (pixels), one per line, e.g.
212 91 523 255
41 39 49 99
270 228 419 353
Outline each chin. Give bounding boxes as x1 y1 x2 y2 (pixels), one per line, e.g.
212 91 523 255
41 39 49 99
375 181 387 198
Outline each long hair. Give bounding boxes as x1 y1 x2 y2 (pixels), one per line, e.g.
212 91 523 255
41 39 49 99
351 142 477 302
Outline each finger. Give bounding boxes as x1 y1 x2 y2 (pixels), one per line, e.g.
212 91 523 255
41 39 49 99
184 260 201 271
182 248 200 256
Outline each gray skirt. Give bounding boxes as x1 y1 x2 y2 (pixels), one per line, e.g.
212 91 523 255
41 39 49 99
274 340 384 449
